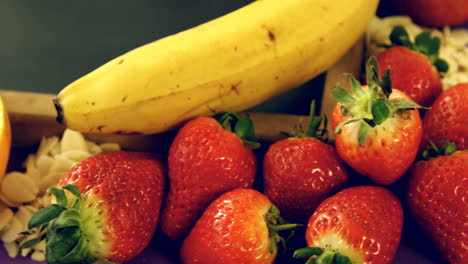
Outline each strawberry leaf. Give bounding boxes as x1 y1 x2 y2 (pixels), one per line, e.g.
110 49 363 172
434 58 449 73
334 253 353 264
304 100 329 141
28 204 66 229
389 26 412 48
346 74 365 98
234 117 261 149
19 234 46 250
316 251 336 264
62 184 81 199
366 57 381 90
332 86 356 105
219 113 260 149
48 187 68 208
339 105 351 117
293 247 324 259
389 100 428 110
358 122 372 146
334 118 360 135
59 236 93 263
414 32 440 60
306 100 321 136
46 226 82 264
422 141 458 160
54 209 81 229
380 68 392 97
371 99 390 125
264 206 300 254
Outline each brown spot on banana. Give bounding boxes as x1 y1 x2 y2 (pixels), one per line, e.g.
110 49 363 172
268 30 275 42
231 81 242 95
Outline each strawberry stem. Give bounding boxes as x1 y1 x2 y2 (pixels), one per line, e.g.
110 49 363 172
284 100 328 142
217 112 261 149
264 206 301 254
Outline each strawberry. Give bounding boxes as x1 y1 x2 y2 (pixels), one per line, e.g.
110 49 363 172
332 57 423 185
161 114 258 239
263 101 348 221
391 0 468 27
19 151 166 264
294 186 403 264
407 142 468 263
377 26 447 107
421 83 468 151
181 188 298 264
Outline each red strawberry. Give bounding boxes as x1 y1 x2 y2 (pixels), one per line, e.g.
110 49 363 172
294 186 403 264
20 151 166 264
181 188 298 264
421 83 468 151
332 57 423 185
391 0 468 27
377 26 447 107
407 143 468 263
161 114 258 239
263 101 348 221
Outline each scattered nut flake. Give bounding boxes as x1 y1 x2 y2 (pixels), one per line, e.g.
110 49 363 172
0 129 120 262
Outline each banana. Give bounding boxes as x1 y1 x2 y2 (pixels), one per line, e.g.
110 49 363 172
55 0 379 134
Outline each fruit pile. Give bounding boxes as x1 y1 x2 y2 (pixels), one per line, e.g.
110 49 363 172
17 27 468 262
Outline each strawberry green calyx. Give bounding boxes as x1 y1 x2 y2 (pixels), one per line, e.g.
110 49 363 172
218 112 261 149
20 184 112 264
422 141 458 160
333 56 426 146
286 100 329 142
264 205 301 254
385 25 448 73
293 247 353 264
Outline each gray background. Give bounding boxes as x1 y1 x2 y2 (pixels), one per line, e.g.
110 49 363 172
0 0 325 114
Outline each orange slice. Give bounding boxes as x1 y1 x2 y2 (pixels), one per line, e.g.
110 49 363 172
0 95 11 182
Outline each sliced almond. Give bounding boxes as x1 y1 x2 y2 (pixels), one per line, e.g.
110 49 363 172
1 172 39 203
0 192 21 208
37 136 59 157
1 216 22 243
59 150 92 163
3 241 18 258
31 250 46 261
23 205 38 214
35 154 54 177
22 155 40 184
21 247 32 257
15 206 33 231
87 141 102 155
100 143 121 152
38 171 65 193
60 129 88 153
33 239 46 252
0 207 13 231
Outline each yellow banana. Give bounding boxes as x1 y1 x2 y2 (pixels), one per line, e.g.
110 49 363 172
55 0 379 134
